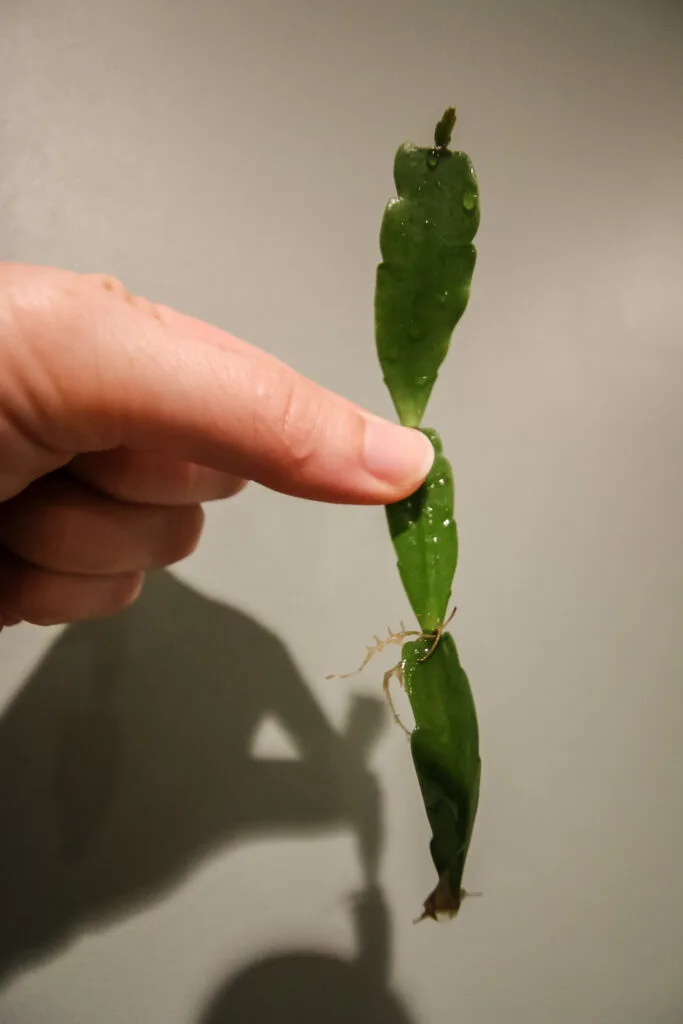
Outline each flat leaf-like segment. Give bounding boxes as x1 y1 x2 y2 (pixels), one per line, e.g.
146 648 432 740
385 428 457 634
375 144 480 426
403 632 481 917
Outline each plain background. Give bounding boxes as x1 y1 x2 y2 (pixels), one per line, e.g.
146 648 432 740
1 1 683 1021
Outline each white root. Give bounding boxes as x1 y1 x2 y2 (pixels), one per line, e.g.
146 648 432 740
382 660 411 736
325 622 418 680
325 605 457 735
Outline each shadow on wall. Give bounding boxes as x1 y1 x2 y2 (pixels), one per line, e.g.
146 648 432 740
198 885 412 1024
0 570 413 1024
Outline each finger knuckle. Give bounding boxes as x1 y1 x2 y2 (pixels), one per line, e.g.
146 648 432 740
161 505 204 566
0 267 109 444
112 571 145 613
272 380 324 470
1 266 83 347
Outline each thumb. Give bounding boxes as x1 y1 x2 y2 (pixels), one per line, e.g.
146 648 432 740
0 265 434 503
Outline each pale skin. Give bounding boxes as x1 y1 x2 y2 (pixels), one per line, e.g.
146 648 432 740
0 263 434 629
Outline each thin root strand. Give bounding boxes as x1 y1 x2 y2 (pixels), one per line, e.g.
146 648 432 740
326 606 458 735
383 661 411 736
325 623 419 681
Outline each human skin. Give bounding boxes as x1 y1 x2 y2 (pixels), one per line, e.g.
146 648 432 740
0 264 433 628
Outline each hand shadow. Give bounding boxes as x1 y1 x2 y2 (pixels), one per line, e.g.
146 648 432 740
0 569 394 1004
198 885 413 1024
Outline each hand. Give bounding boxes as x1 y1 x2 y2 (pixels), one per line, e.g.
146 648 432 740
0 264 433 628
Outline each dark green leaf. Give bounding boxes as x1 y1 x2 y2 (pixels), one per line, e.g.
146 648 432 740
385 429 457 635
375 139 480 426
403 632 481 919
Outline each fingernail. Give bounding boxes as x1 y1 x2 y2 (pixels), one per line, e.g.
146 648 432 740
363 417 435 488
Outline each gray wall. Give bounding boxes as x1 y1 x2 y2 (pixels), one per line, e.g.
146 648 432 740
1 1 683 1022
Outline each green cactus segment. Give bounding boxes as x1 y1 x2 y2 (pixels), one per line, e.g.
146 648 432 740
403 632 481 920
385 429 457 635
373 108 483 920
375 115 480 427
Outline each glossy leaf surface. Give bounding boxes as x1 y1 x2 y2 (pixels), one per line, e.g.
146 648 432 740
403 632 481 919
375 134 480 427
385 428 457 635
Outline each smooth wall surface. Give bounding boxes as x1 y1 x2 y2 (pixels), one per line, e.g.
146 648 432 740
1 1 683 1021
